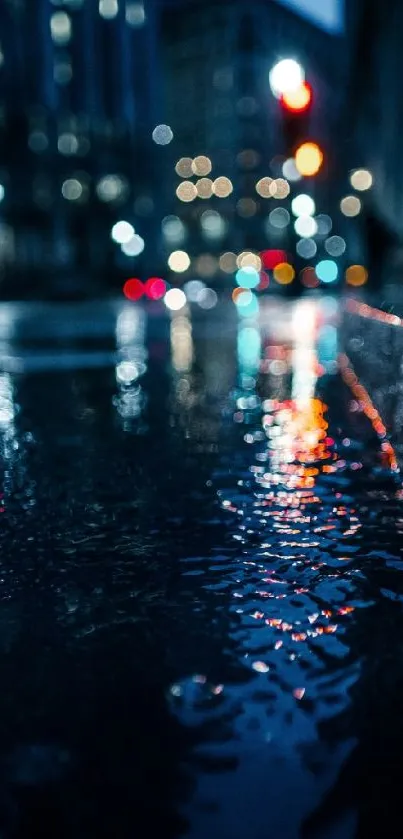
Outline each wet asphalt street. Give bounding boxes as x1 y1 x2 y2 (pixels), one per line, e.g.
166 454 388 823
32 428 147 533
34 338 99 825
0 296 403 839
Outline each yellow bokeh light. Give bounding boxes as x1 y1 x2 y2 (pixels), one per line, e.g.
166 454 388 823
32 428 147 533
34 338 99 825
168 250 190 272
213 176 233 198
345 264 368 286
295 142 323 177
237 251 262 271
192 156 212 176
273 262 295 285
219 252 237 273
255 177 273 198
340 195 361 217
271 178 290 199
350 169 373 191
196 177 213 198
175 157 193 178
176 181 197 202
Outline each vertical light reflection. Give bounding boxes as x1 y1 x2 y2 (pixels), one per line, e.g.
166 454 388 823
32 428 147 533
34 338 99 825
170 313 193 373
291 299 318 408
113 305 147 425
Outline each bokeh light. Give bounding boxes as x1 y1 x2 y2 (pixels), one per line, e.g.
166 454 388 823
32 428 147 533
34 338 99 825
340 195 361 217
111 220 135 244
269 59 304 98
213 176 233 197
268 207 290 229
235 267 260 288
168 250 190 272
192 156 212 176
273 262 295 284
345 264 368 286
201 210 226 239
123 278 143 301
176 181 197 202
316 259 338 283
294 216 317 237
350 169 373 191
291 193 315 216
152 124 173 145
175 158 193 178
260 249 287 269
235 290 259 318
162 215 186 244
194 254 217 277
126 2 145 26
219 252 237 273
184 280 206 301
197 288 218 309
61 178 83 201
50 11 72 45
256 177 273 198
325 235 346 256
237 251 262 270
237 198 257 217
164 288 187 311
270 178 290 199
296 238 317 259
315 214 332 235
196 177 214 199
99 0 118 19
300 267 319 288
145 277 166 300
96 174 128 203
295 142 323 176
121 234 145 256
281 81 312 112
282 158 301 182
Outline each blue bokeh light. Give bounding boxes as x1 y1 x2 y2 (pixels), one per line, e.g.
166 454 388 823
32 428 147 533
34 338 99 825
315 259 338 284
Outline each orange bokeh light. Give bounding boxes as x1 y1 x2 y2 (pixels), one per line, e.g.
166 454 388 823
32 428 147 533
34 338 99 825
295 142 323 177
281 82 312 113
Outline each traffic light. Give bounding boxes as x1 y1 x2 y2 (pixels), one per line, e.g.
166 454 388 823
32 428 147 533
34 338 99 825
269 60 322 174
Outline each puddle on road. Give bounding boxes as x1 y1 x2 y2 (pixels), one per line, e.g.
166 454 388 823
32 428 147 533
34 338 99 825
0 298 402 838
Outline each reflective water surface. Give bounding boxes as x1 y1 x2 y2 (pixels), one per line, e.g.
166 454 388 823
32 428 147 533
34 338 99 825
0 297 402 838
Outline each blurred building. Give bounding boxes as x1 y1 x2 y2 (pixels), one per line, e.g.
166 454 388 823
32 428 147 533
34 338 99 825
0 0 348 298
160 0 346 283
345 0 403 287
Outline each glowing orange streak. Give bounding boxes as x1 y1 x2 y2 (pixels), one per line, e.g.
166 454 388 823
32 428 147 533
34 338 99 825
338 353 399 473
345 297 403 327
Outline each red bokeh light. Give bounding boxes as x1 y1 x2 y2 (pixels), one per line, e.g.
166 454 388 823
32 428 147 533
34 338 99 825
145 277 166 300
257 271 270 291
123 278 144 301
281 82 312 113
260 249 287 270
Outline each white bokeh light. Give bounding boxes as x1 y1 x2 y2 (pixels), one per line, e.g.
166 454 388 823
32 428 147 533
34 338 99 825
294 215 318 237
164 288 187 311
291 193 315 217
269 59 304 98
111 220 135 244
